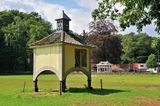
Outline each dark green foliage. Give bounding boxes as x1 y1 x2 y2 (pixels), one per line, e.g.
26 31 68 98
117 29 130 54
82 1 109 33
0 10 52 73
120 33 153 63
93 0 160 33
151 37 160 52
146 54 158 68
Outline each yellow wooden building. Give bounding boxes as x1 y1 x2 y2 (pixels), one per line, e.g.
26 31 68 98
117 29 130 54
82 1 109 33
30 11 93 93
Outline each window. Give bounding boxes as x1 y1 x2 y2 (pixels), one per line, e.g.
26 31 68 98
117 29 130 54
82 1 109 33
81 49 87 67
75 49 80 67
75 49 87 67
140 65 144 67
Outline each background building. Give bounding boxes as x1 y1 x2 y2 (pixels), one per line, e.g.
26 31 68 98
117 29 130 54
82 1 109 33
96 61 112 73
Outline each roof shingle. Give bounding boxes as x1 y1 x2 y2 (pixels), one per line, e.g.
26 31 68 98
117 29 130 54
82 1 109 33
30 31 87 47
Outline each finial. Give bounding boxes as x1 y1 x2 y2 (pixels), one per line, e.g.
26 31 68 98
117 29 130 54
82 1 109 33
83 30 85 36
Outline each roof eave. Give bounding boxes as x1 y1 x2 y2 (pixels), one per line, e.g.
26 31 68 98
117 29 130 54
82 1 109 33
29 42 63 49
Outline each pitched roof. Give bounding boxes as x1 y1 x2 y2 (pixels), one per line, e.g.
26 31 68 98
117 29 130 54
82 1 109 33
97 61 112 65
55 10 71 21
30 31 88 47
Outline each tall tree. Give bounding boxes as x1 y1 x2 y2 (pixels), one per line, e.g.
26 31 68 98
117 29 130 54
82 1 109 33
151 37 160 52
146 54 158 68
0 10 52 72
151 37 160 64
3 16 28 71
120 33 136 63
92 0 160 33
121 33 152 63
85 20 122 64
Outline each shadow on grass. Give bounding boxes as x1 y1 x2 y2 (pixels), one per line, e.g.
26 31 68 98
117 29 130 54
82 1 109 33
67 88 129 95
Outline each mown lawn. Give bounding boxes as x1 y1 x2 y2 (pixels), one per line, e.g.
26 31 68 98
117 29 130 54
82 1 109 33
0 74 160 106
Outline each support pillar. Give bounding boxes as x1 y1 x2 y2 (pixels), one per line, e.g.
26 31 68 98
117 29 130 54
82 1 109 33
87 78 92 90
33 79 38 92
60 81 62 95
60 80 66 95
63 79 67 89
62 80 66 92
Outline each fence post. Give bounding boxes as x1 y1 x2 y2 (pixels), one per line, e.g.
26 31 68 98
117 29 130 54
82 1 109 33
100 79 103 90
23 81 26 92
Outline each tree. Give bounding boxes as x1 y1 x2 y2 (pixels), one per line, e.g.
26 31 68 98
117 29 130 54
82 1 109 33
88 20 117 35
146 54 158 68
121 33 152 63
151 37 160 65
92 0 160 33
120 33 136 63
0 10 52 72
151 37 160 52
85 20 122 64
2 16 28 71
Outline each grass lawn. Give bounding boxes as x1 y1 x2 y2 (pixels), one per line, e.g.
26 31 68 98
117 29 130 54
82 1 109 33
0 74 160 106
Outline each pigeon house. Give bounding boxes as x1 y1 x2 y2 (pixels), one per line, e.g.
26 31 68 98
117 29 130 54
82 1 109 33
30 11 93 93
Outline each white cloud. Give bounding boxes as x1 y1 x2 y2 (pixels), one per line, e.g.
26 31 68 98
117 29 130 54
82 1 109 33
74 0 98 10
30 1 65 29
0 5 11 11
0 1 11 11
67 9 92 33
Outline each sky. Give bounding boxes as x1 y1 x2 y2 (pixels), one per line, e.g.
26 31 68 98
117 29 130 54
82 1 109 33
0 0 158 36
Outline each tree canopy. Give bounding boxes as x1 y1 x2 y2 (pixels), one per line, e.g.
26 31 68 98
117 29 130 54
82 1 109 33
88 20 117 35
85 20 122 64
92 0 160 33
0 10 53 72
151 37 160 52
120 33 153 63
146 54 158 68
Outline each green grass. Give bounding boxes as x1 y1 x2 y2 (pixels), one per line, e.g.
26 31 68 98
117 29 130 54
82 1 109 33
0 74 160 106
